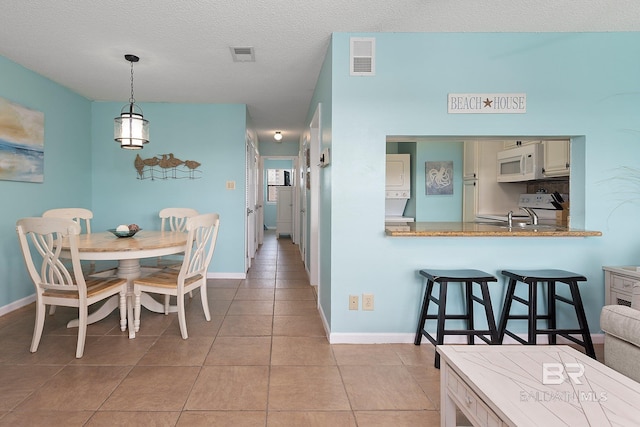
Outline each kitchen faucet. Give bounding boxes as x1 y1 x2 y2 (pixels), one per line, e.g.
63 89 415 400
520 207 538 225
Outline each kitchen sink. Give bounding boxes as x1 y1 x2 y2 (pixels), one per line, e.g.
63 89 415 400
502 223 558 230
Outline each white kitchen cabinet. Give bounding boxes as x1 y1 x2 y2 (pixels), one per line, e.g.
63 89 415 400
276 186 293 238
543 139 570 177
462 180 478 222
503 140 539 149
463 141 478 180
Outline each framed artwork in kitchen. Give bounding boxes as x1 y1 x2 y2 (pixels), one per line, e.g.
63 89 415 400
425 161 453 195
0 97 44 183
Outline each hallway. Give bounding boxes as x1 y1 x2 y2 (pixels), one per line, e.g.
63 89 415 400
0 230 440 426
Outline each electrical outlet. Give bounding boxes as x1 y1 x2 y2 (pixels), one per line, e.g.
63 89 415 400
362 293 374 311
349 295 359 310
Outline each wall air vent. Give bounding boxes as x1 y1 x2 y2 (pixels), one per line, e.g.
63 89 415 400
230 46 255 62
350 37 375 76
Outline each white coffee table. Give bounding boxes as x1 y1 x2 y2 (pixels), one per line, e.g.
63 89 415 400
437 345 640 426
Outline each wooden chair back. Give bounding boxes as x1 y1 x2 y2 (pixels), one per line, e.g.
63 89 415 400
42 208 93 234
159 208 199 232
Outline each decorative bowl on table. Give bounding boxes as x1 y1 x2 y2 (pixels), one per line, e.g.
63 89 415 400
108 224 141 238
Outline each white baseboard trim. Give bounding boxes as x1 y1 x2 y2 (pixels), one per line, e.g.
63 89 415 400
0 294 35 317
206 272 246 279
329 331 604 345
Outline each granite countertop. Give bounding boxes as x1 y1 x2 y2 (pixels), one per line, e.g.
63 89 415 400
385 221 602 237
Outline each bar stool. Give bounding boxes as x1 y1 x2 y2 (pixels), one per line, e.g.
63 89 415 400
414 269 499 368
497 269 595 358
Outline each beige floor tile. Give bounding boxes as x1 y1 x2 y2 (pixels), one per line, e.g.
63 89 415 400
206 288 238 301
161 313 223 338
0 365 63 411
227 300 274 316
275 279 311 288
101 366 199 411
391 343 437 366
340 365 435 410
275 288 316 300
271 336 335 365
269 366 351 411
276 270 309 280
354 410 441 426
205 336 272 365
234 288 275 301
70 335 156 365
273 315 326 337
267 411 356 426
15 366 131 411
406 365 441 409
240 278 277 288
218 315 273 336
86 411 180 426
177 411 266 426
206 278 242 288
5 334 97 365
333 344 405 365
0 410 94 426
246 271 276 279
138 336 214 365
274 300 319 316
185 366 269 410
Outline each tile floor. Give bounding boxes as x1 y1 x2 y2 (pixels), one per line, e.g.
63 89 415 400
0 230 603 426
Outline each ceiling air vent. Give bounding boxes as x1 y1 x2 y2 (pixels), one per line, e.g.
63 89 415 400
350 37 375 76
230 46 255 62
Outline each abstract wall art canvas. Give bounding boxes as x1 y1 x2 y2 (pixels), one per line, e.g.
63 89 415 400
425 161 453 195
0 97 44 183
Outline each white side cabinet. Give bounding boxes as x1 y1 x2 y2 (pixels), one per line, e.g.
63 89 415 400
603 266 640 307
276 186 293 238
543 139 570 177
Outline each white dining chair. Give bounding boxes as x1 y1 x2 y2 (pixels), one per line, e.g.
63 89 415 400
133 213 220 339
16 217 129 358
42 208 118 315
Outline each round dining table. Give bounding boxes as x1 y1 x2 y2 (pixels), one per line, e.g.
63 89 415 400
63 230 188 338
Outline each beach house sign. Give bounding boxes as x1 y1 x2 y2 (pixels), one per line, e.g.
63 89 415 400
448 93 526 114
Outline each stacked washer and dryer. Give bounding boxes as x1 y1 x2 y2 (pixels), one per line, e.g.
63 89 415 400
385 154 414 226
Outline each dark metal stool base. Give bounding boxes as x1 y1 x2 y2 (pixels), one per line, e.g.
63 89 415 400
414 269 498 368
497 269 595 359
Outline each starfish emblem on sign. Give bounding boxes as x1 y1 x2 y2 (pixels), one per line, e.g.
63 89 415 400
483 98 493 108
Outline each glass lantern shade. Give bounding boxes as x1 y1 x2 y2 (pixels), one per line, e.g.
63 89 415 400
114 104 149 150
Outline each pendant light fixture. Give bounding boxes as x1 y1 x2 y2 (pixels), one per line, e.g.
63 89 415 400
114 54 149 149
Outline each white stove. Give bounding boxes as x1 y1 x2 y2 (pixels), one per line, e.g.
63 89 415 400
477 193 564 224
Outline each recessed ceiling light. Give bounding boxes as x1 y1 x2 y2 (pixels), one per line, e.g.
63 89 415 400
274 131 283 141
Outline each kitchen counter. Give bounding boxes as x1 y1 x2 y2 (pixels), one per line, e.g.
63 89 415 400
385 221 602 237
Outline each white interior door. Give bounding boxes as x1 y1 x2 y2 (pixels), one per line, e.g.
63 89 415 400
309 105 321 291
257 156 264 245
299 139 308 263
245 135 258 271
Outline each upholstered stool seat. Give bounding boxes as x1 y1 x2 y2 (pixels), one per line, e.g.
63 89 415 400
497 269 595 358
414 269 499 368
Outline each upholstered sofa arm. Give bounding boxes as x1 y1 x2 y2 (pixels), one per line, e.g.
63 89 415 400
601 305 640 348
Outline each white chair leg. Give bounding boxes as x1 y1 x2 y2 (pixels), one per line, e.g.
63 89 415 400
164 294 170 315
76 306 88 358
48 305 56 315
177 294 188 339
200 285 211 321
134 288 142 333
119 291 127 332
31 301 46 353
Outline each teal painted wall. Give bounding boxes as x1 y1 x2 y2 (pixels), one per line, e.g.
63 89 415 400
323 32 640 336
91 102 247 275
0 56 92 307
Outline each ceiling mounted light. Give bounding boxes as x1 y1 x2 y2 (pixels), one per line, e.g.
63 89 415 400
114 54 149 150
274 131 283 141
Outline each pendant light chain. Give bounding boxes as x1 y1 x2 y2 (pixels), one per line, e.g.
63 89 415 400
129 60 136 105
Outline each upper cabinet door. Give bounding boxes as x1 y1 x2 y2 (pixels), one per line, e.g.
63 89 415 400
463 141 478 180
543 140 570 177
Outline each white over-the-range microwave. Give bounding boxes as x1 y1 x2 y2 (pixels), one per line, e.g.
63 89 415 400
496 144 544 182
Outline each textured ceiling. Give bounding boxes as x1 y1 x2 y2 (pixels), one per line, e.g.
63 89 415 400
1 0 638 144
